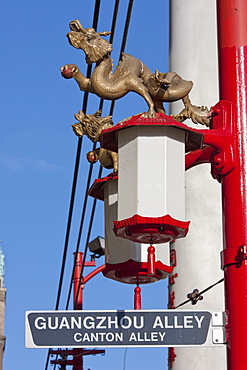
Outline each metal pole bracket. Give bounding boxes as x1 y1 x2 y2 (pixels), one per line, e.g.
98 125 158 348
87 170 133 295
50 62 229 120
221 245 247 269
185 100 236 182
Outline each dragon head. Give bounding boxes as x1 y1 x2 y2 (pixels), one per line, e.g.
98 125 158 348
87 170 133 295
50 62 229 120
67 20 113 64
72 110 114 141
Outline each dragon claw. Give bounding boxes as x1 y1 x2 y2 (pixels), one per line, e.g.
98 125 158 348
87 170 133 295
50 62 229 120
61 64 78 79
141 107 156 119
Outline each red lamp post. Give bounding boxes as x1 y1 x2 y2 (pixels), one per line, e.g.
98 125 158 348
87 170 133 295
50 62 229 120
216 1 247 368
72 252 84 370
50 254 105 369
72 253 105 370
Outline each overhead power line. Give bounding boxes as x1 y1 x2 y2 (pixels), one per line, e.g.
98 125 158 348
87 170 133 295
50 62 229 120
73 165 103 309
73 0 135 311
45 0 136 368
110 0 134 115
54 0 102 315
65 0 121 311
45 1 102 368
53 0 104 317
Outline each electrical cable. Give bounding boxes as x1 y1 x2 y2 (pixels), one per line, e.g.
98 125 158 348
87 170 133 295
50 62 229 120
73 165 103 309
54 139 82 311
119 0 134 58
44 139 83 370
64 154 96 309
44 1 103 368
53 0 102 314
123 348 128 370
73 0 135 309
65 0 133 313
110 0 134 116
65 0 121 311
174 278 224 309
109 0 120 45
46 0 135 367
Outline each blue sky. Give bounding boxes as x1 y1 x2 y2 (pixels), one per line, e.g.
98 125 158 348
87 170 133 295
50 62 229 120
0 1 170 369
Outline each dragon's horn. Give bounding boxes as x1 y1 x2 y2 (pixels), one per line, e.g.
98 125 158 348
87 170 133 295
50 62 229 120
93 110 102 117
98 31 111 37
74 110 85 122
69 20 85 33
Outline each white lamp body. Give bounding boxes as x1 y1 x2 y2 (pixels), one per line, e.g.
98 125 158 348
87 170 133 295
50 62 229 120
117 126 186 221
90 121 188 284
103 178 172 284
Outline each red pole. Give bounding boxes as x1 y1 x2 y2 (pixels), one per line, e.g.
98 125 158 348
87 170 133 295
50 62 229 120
51 257 104 368
73 252 83 370
216 1 247 369
73 252 83 310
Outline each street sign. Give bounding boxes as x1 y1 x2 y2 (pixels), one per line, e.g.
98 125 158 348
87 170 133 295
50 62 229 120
26 309 225 348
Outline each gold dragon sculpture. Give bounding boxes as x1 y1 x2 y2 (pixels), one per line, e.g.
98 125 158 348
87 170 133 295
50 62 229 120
72 110 118 172
61 19 211 125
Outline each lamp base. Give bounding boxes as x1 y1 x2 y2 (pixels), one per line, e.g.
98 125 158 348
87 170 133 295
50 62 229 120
114 214 190 244
103 259 173 284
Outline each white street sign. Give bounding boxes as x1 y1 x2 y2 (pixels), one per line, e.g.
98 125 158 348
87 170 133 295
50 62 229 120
26 309 225 348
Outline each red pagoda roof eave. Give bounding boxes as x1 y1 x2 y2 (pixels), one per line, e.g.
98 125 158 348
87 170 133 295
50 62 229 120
87 172 118 201
100 112 204 153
